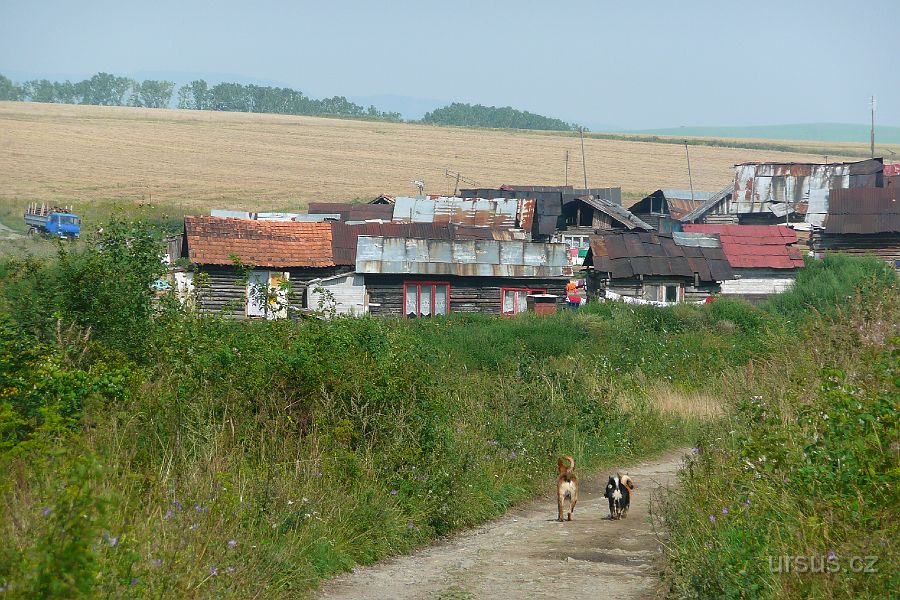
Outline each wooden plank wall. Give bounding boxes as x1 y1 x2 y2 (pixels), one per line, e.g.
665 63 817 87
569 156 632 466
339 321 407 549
366 275 567 316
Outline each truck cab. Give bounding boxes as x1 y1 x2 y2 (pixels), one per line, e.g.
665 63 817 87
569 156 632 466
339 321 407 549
47 213 81 239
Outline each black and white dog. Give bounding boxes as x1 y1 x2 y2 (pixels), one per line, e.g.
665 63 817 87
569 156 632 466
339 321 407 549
603 473 633 519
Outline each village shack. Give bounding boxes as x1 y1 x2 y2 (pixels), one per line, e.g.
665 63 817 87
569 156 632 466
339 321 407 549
681 159 884 227
182 216 348 318
814 187 900 269
683 224 805 302
582 231 733 303
356 236 571 316
629 189 716 232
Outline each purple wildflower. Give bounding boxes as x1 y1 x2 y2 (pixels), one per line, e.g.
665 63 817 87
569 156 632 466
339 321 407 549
152 558 163 567
510 451 517 458
722 507 729 515
390 489 398 496
227 539 237 548
130 577 139 586
742 499 751 507
691 447 700 454
827 550 837 561
210 566 219 576
407 521 414 529
226 566 235 573
709 515 716 523
194 504 205 513
41 507 52 517
164 509 174 520
172 500 183 511
106 535 119 547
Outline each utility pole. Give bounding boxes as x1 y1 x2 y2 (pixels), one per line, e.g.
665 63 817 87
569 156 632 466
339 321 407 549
565 150 569 186
870 95 876 158
684 140 695 203
579 127 588 190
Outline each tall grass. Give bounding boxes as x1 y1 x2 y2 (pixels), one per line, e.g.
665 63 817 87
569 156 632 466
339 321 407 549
0 224 894 597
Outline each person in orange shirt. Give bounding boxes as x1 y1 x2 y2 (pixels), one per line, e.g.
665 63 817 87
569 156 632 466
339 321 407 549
566 281 580 309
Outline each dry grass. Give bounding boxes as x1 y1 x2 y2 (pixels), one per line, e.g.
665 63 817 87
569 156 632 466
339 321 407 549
622 383 724 420
0 101 862 229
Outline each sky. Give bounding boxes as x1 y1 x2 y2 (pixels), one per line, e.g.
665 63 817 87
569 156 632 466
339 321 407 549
1 0 896 129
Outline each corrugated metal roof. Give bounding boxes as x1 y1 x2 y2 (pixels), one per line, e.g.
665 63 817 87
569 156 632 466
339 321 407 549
356 236 571 278
660 189 717 201
210 209 252 219
391 196 535 232
574 195 654 230
679 183 735 223
682 224 804 270
184 216 335 268
585 231 733 282
826 188 900 234
307 202 395 222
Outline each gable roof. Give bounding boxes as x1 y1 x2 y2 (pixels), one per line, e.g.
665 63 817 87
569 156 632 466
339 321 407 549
825 188 900 234
574 195 654 230
630 189 715 221
682 224 804 269
679 183 735 223
184 216 335 268
390 196 535 232
584 231 733 282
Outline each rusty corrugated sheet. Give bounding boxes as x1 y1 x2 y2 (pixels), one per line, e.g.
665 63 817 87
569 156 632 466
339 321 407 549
355 236 570 278
391 196 535 232
575 196 653 230
307 202 394 222
585 231 733 282
826 188 900 234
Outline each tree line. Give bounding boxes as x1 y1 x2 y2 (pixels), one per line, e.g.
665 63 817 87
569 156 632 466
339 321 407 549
0 72 580 130
0 72 401 120
422 102 577 131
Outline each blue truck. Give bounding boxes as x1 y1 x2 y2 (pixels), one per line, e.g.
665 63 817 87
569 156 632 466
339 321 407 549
24 202 81 239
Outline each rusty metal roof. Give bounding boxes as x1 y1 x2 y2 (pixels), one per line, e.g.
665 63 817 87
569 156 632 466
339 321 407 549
307 202 394 222
184 216 335 268
825 188 900 234
356 236 571 278
679 183 735 223
584 231 733 282
683 224 804 269
330 222 520 265
391 196 535 232
631 190 714 221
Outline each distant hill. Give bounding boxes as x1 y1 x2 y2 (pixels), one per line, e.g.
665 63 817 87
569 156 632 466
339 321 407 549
627 123 900 145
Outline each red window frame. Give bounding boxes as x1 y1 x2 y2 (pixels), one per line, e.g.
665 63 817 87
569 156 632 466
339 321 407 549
403 281 451 317
500 287 547 316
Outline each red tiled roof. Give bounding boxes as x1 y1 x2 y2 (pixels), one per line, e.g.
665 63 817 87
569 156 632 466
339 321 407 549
682 224 804 269
184 216 335 268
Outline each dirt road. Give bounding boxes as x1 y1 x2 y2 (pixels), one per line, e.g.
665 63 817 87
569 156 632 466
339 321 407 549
318 450 686 600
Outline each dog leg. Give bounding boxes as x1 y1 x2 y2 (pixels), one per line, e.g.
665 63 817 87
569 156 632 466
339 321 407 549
568 490 577 521
557 491 564 522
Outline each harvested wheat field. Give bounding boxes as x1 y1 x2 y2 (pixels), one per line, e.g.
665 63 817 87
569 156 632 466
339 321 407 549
0 101 856 223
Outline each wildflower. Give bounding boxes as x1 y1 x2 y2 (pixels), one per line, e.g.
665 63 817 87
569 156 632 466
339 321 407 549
316 471 323 478
152 558 163 567
407 521 414 529
510 451 517 458
721 507 729 515
210 566 219 576
172 500 183 511
410 466 416 471
827 550 837 561
189 523 198 531
227 539 237 548
287 500 294 505
390 489 398 496
41 507 52 517
691 447 700 454
742 499 751 507
106 535 119 547
130 577 139 586
164 509 174 520
709 515 716 523
226 566 235 573
194 504 205 513
302 497 309 503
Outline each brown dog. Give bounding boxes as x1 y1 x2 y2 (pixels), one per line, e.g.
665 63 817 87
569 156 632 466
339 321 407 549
557 456 578 521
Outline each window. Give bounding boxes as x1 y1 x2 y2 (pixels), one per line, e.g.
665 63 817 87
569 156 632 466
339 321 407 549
501 287 547 315
404 282 449 317
665 285 678 302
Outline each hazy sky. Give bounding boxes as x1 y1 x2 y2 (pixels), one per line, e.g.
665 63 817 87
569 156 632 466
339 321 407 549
2 0 896 128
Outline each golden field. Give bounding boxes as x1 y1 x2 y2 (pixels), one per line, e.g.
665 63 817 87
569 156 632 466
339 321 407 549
0 101 863 228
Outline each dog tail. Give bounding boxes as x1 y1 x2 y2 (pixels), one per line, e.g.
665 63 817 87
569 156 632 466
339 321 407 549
618 472 635 491
558 456 575 477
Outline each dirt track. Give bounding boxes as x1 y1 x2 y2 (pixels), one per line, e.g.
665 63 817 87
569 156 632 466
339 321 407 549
318 450 686 600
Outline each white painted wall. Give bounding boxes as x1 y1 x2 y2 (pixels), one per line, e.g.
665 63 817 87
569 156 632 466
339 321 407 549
307 273 367 316
720 278 794 295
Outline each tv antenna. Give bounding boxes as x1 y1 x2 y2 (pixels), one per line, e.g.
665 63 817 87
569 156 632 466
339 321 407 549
444 168 478 196
412 180 426 195
870 95 876 158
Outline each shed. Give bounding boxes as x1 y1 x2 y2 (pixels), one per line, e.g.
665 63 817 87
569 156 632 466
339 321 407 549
306 272 368 316
630 189 715 230
814 187 900 269
683 224 805 302
582 231 733 303
182 216 349 318
356 236 572 316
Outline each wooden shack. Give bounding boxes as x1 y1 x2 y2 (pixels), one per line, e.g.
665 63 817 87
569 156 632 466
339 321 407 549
814 187 900 269
356 236 572 316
